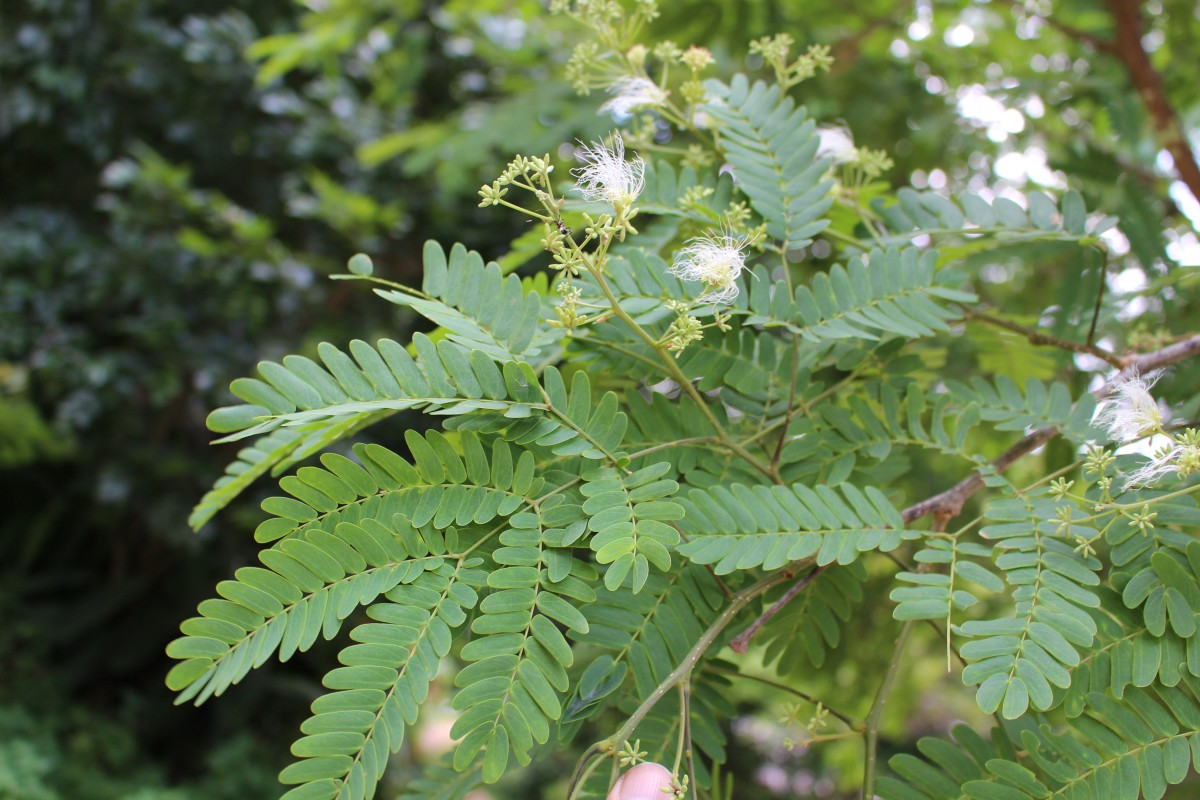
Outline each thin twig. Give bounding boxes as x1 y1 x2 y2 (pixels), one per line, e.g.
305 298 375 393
681 682 698 800
1033 8 1116 54
704 666 863 730
770 334 803 472
1086 250 1108 347
729 565 824 653
962 307 1125 369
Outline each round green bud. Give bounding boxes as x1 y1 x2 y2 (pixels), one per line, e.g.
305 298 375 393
347 253 374 276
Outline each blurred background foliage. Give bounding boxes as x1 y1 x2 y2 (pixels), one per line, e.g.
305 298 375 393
2 0 1197 797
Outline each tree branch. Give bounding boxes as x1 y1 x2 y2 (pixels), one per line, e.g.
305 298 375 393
963 307 1125 369
861 619 916 800
1036 11 1117 55
1104 0 1200 209
728 565 824 653
903 333 1200 525
721 334 1200 652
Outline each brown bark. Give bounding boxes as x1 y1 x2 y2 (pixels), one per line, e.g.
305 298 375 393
1105 0 1200 207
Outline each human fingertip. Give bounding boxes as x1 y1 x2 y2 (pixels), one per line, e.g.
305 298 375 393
617 762 674 800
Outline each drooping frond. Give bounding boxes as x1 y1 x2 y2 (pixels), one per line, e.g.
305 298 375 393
168 433 541 703
573 566 725 703
945 376 1098 444
622 389 760 486
775 380 991 488
449 498 595 783
871 187 1099 245
959 493 1102 719
759 562 867 675
277 562 485 800
194 345 626 527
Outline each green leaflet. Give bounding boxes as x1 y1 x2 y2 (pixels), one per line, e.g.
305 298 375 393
704 74 834 249
877 680 1200 799
890 538 1002 623
676 482 914 572
449 498 596 783
278 562 486 800
374 240 557 363
580 461 683 593
959 493 1102 719
734 247 976 344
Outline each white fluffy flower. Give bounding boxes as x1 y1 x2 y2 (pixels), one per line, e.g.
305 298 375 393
572 133 645 209
600 76 667 118
816 125 856 165
1124 443 1179 488
1124 430 1200 488
1095 372 1166 443
669 231 751 303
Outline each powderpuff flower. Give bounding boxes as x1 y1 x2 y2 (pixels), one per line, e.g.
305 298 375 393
669 230 751 303
600 76 667 118
1124 443 1179 488
815 125 856 165
1095 372 1166 443
1125 430 1200 488
572 133 645 209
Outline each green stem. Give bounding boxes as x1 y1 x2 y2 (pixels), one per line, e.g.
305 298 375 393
672 683 687 775
862 620 915 800
603 571 791 752
703 667 862 730
588 265 778 481
566 745 605 800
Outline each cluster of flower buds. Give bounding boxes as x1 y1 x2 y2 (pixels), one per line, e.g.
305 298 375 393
749 35 833 90
477 154 555 209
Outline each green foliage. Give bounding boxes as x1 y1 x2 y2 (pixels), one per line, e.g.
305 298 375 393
4 0 1188 797
877 679 1200 799
166 1 1200 790
676 483 913 571
704 74 835 248
737 247 977 344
